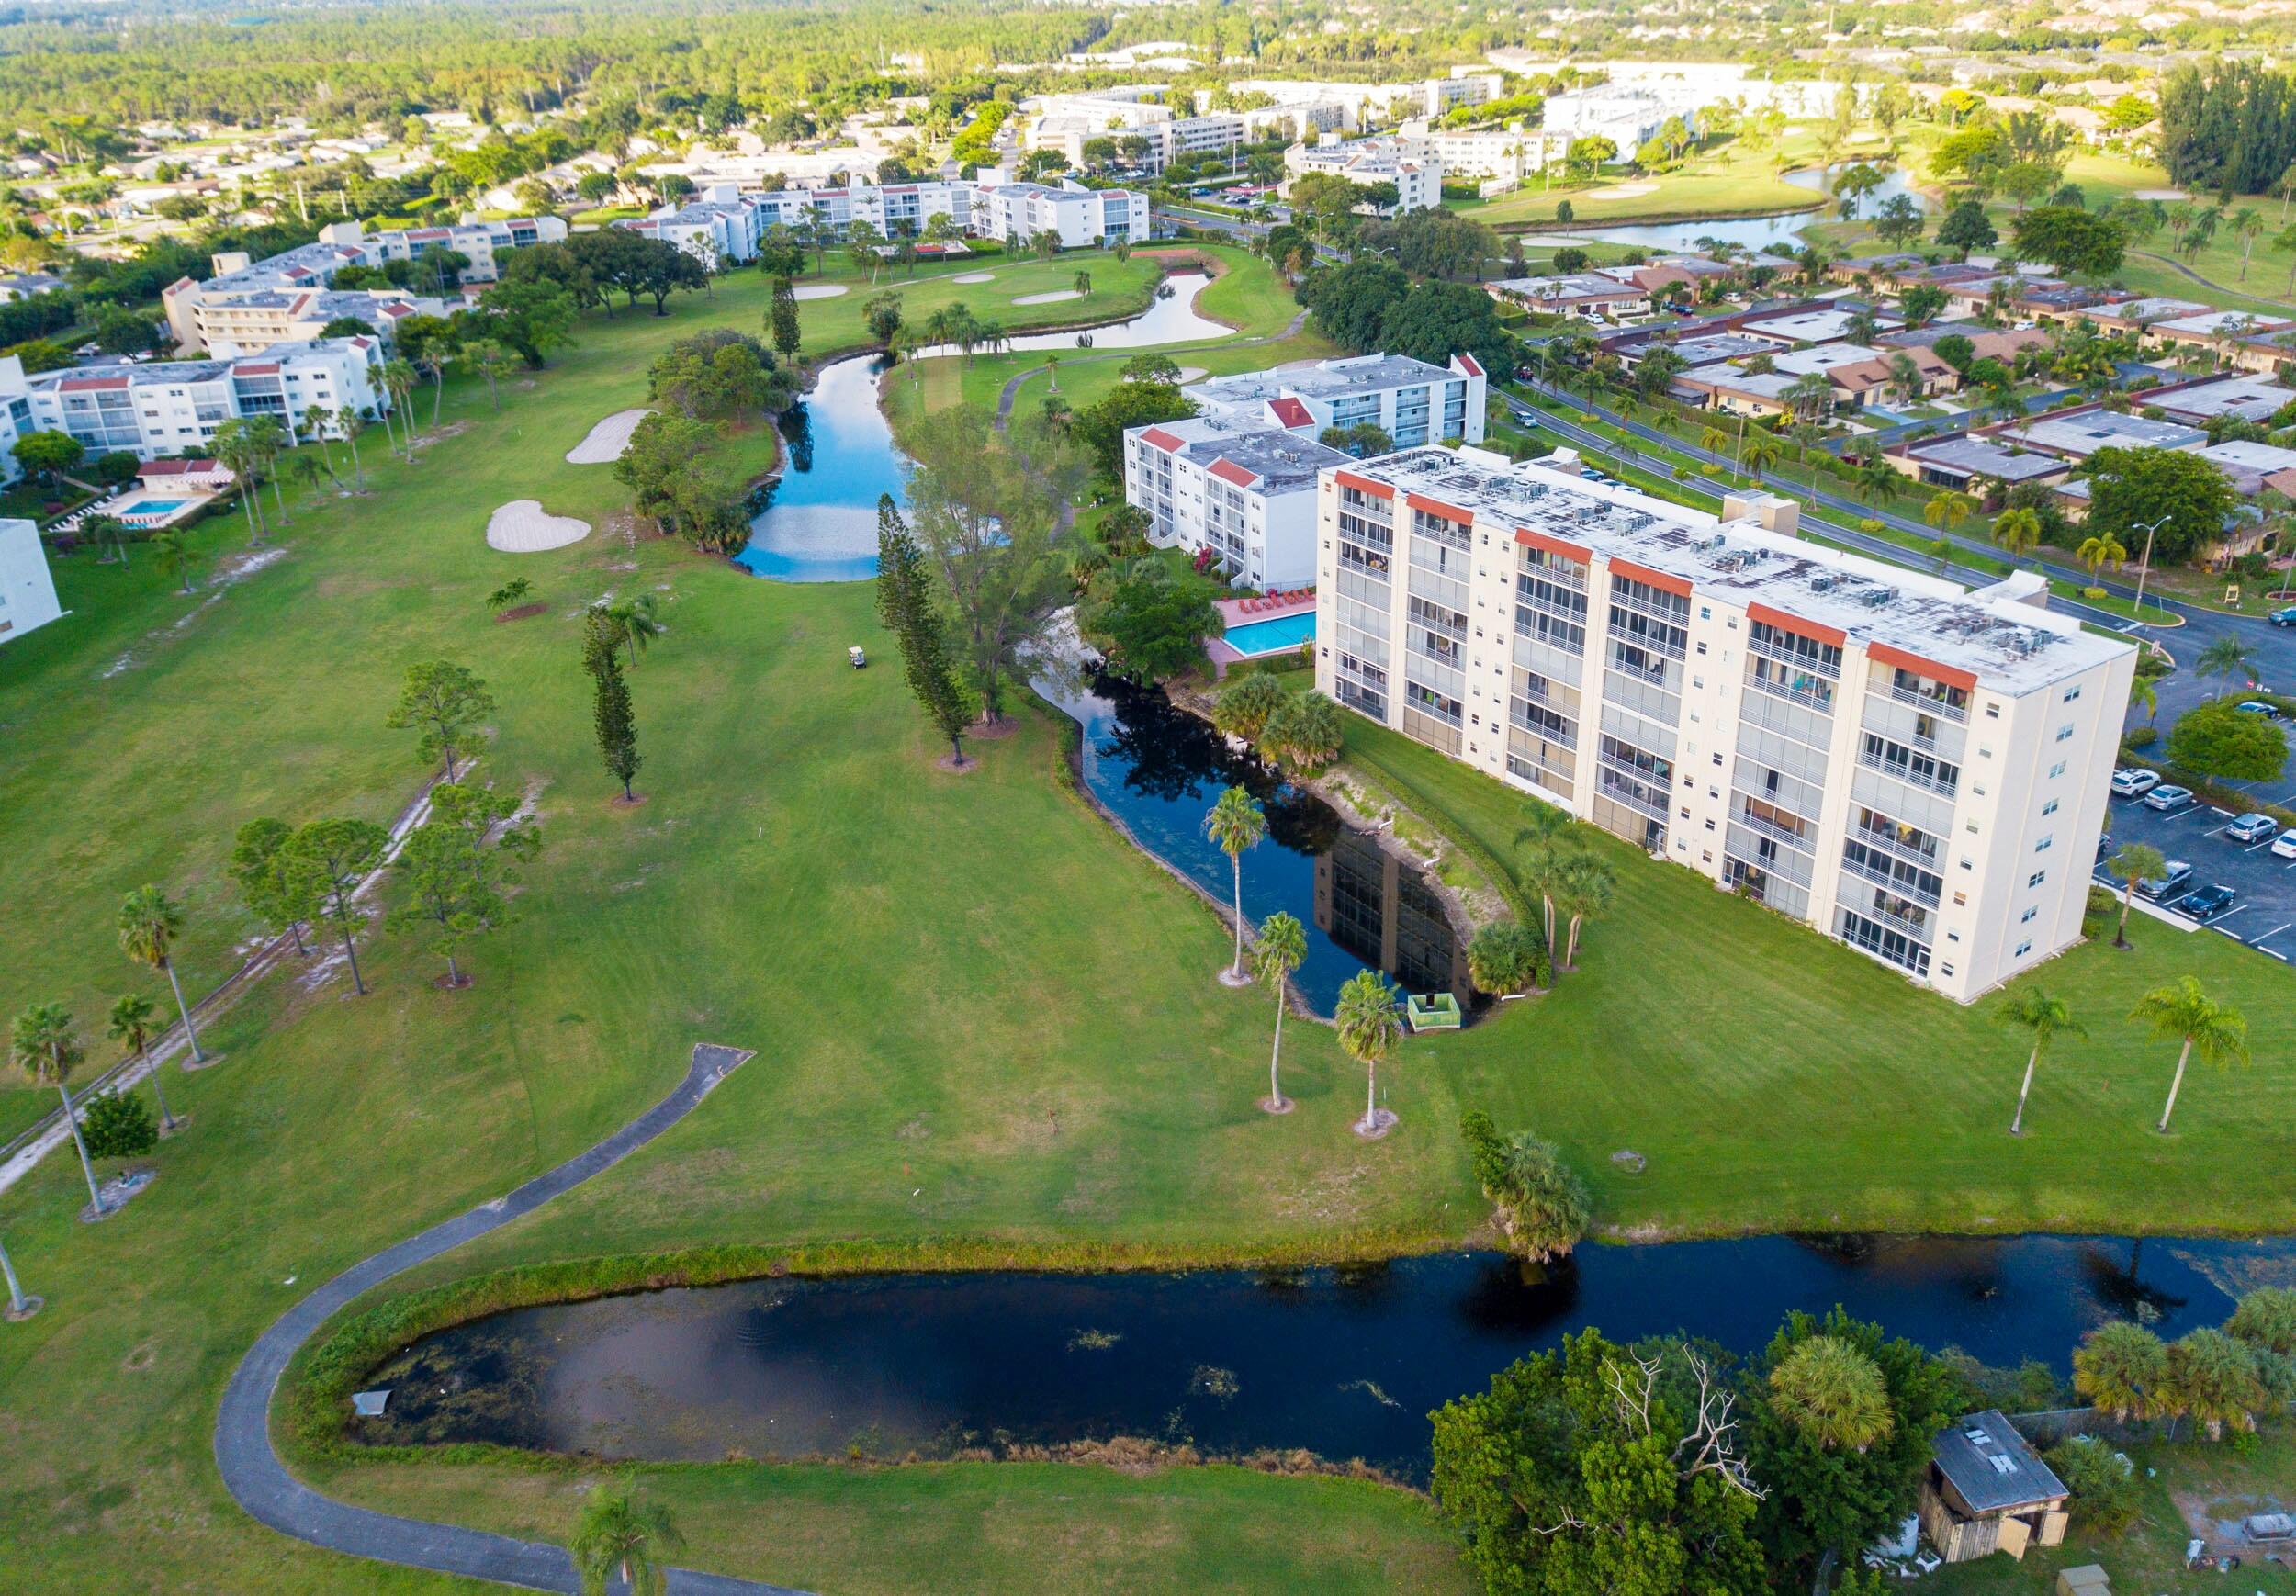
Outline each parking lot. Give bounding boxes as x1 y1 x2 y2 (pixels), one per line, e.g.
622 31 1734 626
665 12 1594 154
2099 782 2296 964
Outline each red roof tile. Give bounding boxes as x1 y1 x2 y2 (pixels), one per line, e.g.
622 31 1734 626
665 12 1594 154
1267 396 1312 428
1140 426 1186 452
1207 457 1258 489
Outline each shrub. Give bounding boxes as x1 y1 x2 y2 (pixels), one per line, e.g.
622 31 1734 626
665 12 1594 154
2083 883 2116 939
1465 920 1548 995
1457 1108 1589 1261
1210 671 1289 742
2082 585 2107 600
2122 725 2156 748
81 1090 157 1159
1260 690 1344 771
2044 1436 2141 1536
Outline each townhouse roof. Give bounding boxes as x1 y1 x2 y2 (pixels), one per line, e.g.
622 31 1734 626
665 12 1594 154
1770 342 1889 376
1489 272 1648 304
1683 362 1799 399
2158 309 2293 337
1187 352 1466 412
2192 438 2296 489
1931 1412 2068 1516
1740 308 1899 345
1901 434 2072 483
1339 446 2124 692
1878 322 2047 361
2002 409 2205 457
2097 296 2209 323
2147 374 2295 422
1134 412 1351 493
1642 332 1777 366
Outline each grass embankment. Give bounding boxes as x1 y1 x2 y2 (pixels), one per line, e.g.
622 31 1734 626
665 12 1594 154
1458 145 1818 230
1 233 2290 1594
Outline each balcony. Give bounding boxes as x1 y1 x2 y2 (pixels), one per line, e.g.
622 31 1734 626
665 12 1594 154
1605 649 1672 688
1744 669 1835 716
1887 681 1969 724
1838 850 1941 908
1850 894 1933 944
1850 823 1940 872
1857 750 1958 799
1733 804 1817 854
1608 583 1692 627
1749 633 1840 679
1597 768 1671 821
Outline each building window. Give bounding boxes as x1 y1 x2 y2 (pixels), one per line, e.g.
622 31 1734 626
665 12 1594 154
2042 798 2059 816
2062 685 2082 702
2021 905 2038 924
1986 703 2000 719
2054 724 2076 742
2028 870 2046 888
2035 836 2053 854
2014 940 2032 958
2048 761 2065 779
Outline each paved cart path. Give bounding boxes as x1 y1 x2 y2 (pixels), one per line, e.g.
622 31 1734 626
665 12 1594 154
214 1043 815 1595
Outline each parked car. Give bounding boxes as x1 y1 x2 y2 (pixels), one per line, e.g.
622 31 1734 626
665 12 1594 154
2226 813 2279 844
2135 860 2195 901
2110 768 2160 797
2143 784 2196 812
2269 604 2296 628
2097 832 2114 862
2273 829 2296 860
2235 701 2285 721
2182 882 2238 920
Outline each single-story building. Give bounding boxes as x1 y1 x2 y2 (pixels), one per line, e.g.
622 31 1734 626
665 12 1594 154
1887 432 2073 491
1485 272 1649 320
1739 307 1901 348
2146 373 2296 425
1678 362 1808 418
1826 345 1961 405
1919 1411 2070 1564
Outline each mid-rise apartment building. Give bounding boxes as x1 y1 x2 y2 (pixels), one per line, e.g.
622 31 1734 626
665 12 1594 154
1314 445 2134 1002
0 517 61 644
636 181 977 261
1122 354 1487 587
970 179 1150 247
163 214 566 355
8 337 387 459
1283 134 1444 212
1540 89 1695 152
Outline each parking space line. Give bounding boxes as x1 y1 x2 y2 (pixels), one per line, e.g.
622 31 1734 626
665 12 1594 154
2208 805 2234 817
2265 947 2290 962
2205 904 2249 924
2253 922 2293 945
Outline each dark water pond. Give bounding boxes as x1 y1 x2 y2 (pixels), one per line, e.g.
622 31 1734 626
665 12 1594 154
1036 663 1469 1016
355 1235 2296 1478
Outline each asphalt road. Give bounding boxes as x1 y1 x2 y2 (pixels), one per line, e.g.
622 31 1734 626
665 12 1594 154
2098 786 2296 965
212 1043 809 1596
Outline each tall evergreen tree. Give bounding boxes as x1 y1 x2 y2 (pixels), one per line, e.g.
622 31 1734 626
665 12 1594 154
873 494 971 766
584 616 643 800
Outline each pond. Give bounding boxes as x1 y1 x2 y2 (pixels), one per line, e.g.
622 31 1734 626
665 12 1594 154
1550 163 1925 257
351 1233 2296 1479
1030 658 1469 1017
736 272 1238 582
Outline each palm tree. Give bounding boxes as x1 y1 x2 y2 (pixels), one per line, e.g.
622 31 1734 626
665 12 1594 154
1995 987 2082 1135
1767 1336 1896 1452
380 360 420 459
285 449 324 511
335 406 366 490
2130 975 2249 1132
107 992 175 1132
246 414 290 523
1698 425 1729 458
1204 786 1266 982
118 884 204 1064
2077 532 2126 583
1990 504 2041 562
1334 969 1403 1136
2105 841 2165 950
2194 633 2257 689
0 1230 32 1318
302 404 339 482
2129 673 2158 725
1253 911 1308 1113
593 593 663 667
1072 268 1092 298
149 529 197 594
1552 851 1615 972
212 419 269 545
2233 207 2264 280
1924 489 1975 538
570 1486 683 1596
12 1003 105 1216
1742 433 1784 480
2075 1321 2169 1422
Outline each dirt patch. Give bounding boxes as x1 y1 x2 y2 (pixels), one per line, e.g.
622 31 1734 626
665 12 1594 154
431 972 476 991
608 792 650 810
969 714 1021 741
935 752 979 773
407 421 469 455
493 601 548 623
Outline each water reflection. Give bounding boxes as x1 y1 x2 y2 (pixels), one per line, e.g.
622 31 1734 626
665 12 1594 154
1546 163 1924 256
1057 668 1465 1014
734 354 903 583
355 1234 2296 1478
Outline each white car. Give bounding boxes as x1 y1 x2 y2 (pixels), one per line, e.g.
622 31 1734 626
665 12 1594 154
2110 768 2160 797
2273 829 2296 860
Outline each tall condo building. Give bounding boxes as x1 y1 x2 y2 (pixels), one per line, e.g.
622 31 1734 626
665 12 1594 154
1314 445 2135 1002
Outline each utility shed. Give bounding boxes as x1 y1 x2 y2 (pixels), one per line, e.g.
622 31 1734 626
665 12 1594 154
1919 1410 2070 1563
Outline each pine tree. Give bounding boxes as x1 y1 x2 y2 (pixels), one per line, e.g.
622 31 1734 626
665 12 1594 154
873 494 971 766
769 275 802 363
583 618 643 800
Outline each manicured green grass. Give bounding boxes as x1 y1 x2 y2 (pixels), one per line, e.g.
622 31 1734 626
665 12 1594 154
332 1459 1471 1596
1458 149 1818 230
2 221 2291 1596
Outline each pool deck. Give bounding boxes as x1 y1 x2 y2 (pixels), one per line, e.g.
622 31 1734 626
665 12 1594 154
1205 587 1317 679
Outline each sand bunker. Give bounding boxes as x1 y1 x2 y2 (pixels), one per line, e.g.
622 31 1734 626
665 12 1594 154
792 283 848 300
2133 187 2189 201
487 500 591 553
1173 366 1207 382
567 408 652 465
1588 181 1659 200
951 271 996 284
1012 288 1084 305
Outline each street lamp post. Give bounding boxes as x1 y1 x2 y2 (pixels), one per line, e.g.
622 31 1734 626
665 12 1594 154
2128 513 2169 625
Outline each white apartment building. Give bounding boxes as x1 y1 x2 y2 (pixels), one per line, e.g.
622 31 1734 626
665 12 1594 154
1149 115 1245 171
0 517 61 644
1395 121 1559 185
163 214 566 354
1187 352 1489 449
1126 417 1351 588
1283 134 1444 212
1314 445 2135 1003
11 337 388 460
1539 89 1692 154
1121 353 1488 585
970 178 1149 247
752 180 975 239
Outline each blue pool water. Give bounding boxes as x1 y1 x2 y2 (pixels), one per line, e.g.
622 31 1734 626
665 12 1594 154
1222 610 1316 657
129 499 188 516
734 354 906 583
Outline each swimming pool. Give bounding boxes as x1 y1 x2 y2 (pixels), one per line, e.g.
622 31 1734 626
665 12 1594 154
126 500 188 517
1221 609 1316 656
